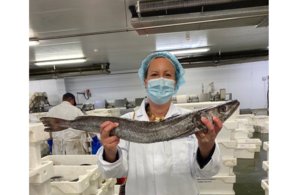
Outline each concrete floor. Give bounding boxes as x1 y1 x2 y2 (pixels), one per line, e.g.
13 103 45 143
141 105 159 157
233 132 269 195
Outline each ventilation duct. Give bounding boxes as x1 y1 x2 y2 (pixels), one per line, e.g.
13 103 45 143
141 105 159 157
131 6 268 35
30 64 110 80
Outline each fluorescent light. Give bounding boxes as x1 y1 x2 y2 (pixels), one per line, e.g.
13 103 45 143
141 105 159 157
167 47 210 55
29 40 39 46
35 58 86 66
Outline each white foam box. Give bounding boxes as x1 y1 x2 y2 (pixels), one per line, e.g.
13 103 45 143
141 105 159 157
42 155 98 166
236 139 262 152
262 161 269 178
217 140 237 159
30 161 54 184
218 121 238 140
51 165 100 195
30 179 51 195
253 116 269 126
234 144 256 159
234 129 253 139
197 173 236 194
261 179 269 195
86 108 120 117
263 142 269 162
96 179 117 195
217 158 237 176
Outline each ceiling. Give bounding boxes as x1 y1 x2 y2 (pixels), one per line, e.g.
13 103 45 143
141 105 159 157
29 0 269 78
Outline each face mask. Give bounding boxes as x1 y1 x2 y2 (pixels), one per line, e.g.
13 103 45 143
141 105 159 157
146 77 175 105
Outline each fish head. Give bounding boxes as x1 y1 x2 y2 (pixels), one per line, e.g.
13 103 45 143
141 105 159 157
206 100 240 122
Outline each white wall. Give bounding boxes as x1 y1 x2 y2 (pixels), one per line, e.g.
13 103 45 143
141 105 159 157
29 79 66 105
63 61 269 109
29 61 269 109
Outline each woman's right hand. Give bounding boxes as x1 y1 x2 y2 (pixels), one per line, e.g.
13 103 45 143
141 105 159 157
100 121 120 163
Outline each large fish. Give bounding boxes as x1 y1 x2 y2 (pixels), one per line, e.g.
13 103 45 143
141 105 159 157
40 100 240 143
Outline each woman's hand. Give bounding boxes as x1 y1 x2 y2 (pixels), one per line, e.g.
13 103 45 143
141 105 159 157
195 117 223 159
100 121 120 163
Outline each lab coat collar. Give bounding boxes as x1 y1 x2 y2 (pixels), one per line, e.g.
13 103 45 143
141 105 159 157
61 101 72 106
136 98 180 121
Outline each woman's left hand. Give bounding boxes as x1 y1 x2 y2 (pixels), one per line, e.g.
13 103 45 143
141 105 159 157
195 116 223 159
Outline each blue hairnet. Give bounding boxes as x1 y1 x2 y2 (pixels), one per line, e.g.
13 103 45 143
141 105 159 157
138 51 186 94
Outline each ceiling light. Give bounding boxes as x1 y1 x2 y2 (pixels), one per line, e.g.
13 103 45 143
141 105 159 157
167 47 210 55
35 58 86 66
29 40 39 46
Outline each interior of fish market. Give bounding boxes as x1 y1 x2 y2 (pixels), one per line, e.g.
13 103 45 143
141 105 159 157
29 1 270 195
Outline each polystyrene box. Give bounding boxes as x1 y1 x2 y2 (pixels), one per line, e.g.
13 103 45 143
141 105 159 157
261 179 269 195
30 179 51 195
262 161 269 178
197 173 236 194
218 121 238 140
86 108 120 117
217 140 237 159
236 139 262 152
234 129 252 139
236 119 253 130
263 142 269 162
235 144 256 159
236 114 254 124
51 165 100 195
29 123 46 143
217 158 237 176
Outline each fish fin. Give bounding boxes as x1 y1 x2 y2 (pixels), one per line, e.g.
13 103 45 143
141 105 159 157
74 116 89 120
40 117 72 132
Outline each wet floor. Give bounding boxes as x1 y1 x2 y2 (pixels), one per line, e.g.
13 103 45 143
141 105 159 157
233 132 269 195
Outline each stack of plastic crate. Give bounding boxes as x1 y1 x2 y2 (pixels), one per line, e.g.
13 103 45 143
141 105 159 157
29 123 54 195
261 142 269 195
41 155 117 195
198 111 239 195
86 108 121 117
234 115 261 159
253 116 269 133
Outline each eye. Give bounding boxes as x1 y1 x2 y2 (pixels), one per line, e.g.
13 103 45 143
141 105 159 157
219 106 227 113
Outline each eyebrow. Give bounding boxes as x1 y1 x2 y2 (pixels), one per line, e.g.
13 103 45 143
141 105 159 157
150 70 173 73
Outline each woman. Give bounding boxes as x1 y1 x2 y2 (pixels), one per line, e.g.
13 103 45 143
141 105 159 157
96 52 223 195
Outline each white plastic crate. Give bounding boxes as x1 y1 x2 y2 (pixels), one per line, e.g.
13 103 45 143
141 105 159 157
30 161 54 184
51 165 100 195
236 119 253 130
262 161 269 178
86 108 120 117
217 158 237 176
218 121 238 140
30 123 48 169
261 179 269 195
234 129 252 139
263 142 269 162
253 116 269 126
30 179 51 195
236 114 254 124
235 144 256 159
217 140 237 159
236 139 262 152
42 155 98 166
197 173 236 194
30 112 48 123
96 179 117 195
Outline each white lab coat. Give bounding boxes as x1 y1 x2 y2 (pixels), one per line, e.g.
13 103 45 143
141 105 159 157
96 99 222 195
47 101 88 155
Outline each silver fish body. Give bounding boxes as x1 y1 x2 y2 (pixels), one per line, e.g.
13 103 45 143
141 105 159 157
40 100 240 144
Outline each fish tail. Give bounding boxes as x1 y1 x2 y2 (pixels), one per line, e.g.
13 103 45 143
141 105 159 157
40 117 72 132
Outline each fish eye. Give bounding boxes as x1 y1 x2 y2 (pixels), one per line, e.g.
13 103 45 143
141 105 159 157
219 106 227 113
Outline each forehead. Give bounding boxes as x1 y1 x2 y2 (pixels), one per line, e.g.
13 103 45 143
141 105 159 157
148 57 175 72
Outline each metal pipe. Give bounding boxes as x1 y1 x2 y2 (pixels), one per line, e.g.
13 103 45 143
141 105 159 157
30 14 268 41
